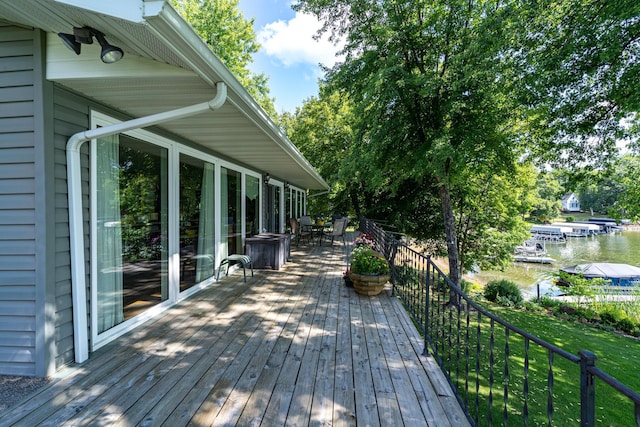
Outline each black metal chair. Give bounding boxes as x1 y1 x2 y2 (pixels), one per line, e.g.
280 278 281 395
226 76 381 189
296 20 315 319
217 254 253 282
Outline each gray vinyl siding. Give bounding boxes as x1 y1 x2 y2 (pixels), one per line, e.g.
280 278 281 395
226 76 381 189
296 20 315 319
51 87 90 368
0 23 40 376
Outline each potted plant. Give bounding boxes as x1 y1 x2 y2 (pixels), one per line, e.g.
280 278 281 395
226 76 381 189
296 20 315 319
349 245 390 295
343 268 354 287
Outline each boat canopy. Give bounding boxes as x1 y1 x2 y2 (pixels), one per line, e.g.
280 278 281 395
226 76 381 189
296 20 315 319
560 263 640 279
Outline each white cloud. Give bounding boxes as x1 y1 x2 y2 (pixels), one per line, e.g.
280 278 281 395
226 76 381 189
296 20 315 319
257 12 343 68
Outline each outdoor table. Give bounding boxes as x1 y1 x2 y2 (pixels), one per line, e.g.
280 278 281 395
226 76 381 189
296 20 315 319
311 223 332 246
245 233 291 270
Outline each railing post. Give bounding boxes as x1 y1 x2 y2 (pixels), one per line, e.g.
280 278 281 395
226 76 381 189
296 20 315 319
579 350 597 427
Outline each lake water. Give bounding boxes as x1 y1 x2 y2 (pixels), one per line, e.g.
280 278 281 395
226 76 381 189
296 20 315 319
468 230 640 298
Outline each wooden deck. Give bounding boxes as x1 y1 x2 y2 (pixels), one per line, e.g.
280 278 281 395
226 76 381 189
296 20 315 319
0 240 469 426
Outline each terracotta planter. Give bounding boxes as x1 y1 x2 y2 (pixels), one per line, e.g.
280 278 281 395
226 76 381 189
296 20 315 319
349 272 390 296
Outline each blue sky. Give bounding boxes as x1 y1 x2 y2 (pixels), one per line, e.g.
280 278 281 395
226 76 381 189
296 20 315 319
236 0 343 113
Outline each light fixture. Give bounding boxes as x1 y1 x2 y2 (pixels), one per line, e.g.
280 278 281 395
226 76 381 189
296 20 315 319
93 31 124 63
58 32 81 54
58 27 124 63
263 173 270 185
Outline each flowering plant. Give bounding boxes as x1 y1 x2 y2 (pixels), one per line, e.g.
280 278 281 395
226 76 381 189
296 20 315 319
354 232 374 248
350 246 389 275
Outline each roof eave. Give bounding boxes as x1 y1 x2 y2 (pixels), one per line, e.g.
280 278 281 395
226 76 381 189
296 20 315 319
142 3 329 190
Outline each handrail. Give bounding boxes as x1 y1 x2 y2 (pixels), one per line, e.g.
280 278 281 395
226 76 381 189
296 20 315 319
359 218 640 427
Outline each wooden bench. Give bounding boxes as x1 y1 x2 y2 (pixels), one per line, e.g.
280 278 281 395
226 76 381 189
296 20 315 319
217 254 253 282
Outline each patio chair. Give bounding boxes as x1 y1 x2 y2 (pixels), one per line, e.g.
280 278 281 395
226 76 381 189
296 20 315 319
323 217 348 246
217 254 253 283
300 215 313 230
290 217 312 245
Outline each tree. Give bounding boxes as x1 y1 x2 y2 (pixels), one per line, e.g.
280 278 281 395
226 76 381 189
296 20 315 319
528 170 563 223
511 0 640 168
607 155 640 221
295 0 524 289
452 164 531 272
284 86 360 216
171 0 276 116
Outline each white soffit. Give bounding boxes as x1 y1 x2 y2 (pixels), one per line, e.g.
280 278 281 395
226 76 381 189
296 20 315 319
0 0 328 190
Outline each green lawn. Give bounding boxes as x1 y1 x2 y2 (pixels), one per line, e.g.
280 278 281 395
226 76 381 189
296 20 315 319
454 303 640 426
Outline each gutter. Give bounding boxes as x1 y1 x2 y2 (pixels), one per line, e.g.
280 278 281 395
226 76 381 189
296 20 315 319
144 4 329 191
66 82 226 364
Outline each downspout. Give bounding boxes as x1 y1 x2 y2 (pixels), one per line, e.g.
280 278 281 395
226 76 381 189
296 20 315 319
66 82 227 364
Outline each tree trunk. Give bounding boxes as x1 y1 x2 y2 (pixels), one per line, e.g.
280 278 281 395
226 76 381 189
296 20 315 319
438 179 461 306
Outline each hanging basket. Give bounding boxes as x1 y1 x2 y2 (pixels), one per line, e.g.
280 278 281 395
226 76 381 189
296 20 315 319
349 272 390 296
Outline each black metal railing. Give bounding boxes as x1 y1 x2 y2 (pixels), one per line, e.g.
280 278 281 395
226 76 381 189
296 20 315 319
359 218 640 427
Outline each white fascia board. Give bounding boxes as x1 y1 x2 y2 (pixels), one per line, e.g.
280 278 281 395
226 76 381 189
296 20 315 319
144 5 330 190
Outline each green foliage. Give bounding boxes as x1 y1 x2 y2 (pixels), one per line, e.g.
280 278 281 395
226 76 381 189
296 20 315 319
284 87 358 216
295 0 529 288
614 155 640 221
171 0 276 116
483 279 523 306
350 246 389 275
564 215 574 223
509 0 640 169
452 165 532 272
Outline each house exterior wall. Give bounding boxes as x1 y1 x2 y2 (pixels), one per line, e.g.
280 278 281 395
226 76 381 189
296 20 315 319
0 19 293 377
562 193 581 212
51 87 91 370
0 23 57 376
0 21 90 376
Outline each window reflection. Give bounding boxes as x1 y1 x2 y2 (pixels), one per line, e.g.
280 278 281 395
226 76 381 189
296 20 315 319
179 154 215 291
96 134 168 333
221 167 242 257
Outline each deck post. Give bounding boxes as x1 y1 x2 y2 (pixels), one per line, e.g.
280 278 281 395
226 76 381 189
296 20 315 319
579 350 597 427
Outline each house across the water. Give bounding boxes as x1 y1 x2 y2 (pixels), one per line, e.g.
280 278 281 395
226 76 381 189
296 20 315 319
561 193 580 212
0 0 328 377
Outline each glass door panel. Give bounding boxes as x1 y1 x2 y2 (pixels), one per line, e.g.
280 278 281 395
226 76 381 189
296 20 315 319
221 167 242 257
179 154 215 291
246 175 260 237
96 134 168 333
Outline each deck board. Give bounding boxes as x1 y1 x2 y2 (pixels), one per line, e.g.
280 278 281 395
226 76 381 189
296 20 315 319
0 240 470 427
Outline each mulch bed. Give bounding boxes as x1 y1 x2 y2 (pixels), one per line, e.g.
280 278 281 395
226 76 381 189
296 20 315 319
0 375 50 412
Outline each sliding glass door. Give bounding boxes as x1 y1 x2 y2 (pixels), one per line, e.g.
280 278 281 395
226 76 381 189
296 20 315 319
95 134 169 334
91 113 267 349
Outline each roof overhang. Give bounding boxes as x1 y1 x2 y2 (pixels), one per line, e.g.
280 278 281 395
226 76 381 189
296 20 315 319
0 0 328 190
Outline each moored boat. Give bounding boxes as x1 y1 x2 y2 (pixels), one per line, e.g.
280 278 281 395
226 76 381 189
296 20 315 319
559 263 640 287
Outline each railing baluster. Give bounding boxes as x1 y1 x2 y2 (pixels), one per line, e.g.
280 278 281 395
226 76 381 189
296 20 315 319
361 218 640 427
489 318 495 426
476 309 482 425
465 300 471 409
423 257 429 356
523 337 530 427
456 297 462 391
504 328 510 427
547 350 554 426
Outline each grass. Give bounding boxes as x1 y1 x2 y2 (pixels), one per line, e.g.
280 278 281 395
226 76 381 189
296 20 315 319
420 293 639 426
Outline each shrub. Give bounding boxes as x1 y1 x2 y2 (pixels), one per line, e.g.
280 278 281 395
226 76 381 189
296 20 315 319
616 317 637 335
599 305 627 325
460 278 472 294
565 216 574 223
522 301 544 313
484 279 523 306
